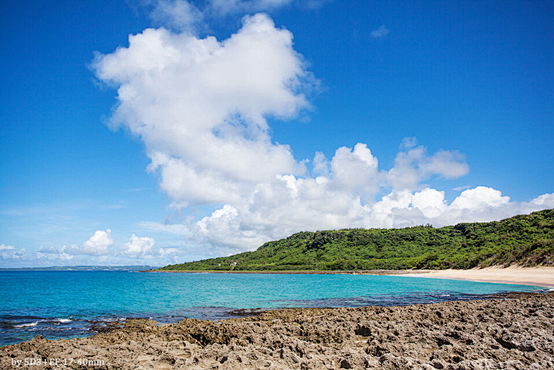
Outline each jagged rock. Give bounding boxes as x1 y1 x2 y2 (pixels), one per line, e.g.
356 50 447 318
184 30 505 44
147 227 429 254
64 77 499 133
1 292 554 369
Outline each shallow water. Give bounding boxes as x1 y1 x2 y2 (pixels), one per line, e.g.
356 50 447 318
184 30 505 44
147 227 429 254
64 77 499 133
0 270 545 346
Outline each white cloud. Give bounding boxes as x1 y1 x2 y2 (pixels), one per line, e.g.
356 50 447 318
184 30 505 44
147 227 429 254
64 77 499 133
36 246 74 261
121 234 156 257
37 245 59 254
192 181 554 253
67 229 114 256
118 234 183 262
94 13 554 258
530 193 554 207
3 231 180 266
450 186 510 210
386 146 469 190
400 137 418 149
159 247 181 263
370 25 389 39
411 188 447 219
190 142 472 252
0 244 26 260
329 143 379 195
372 187 554 228
93 13 314 208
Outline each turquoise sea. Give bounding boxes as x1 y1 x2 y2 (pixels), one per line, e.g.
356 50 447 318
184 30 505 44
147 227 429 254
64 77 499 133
0 270 546 346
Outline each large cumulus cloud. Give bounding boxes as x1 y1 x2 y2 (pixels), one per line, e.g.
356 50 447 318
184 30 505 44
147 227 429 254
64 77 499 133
94 14 310 207
93 13 554 256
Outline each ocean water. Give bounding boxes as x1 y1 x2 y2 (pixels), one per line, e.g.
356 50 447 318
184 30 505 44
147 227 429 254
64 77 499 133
0 270 545 346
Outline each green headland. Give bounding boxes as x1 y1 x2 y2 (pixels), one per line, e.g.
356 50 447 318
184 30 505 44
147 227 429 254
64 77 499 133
159 209 554 272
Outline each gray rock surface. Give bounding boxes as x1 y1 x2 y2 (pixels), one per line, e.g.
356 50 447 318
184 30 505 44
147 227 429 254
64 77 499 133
1 292 553 369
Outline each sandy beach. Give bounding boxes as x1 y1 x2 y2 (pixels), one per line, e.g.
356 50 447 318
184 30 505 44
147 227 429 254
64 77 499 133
404 266 554 288
155 267 554 288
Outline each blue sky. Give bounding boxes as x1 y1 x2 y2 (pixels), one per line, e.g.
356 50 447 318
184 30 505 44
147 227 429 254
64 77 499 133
1 0 553 267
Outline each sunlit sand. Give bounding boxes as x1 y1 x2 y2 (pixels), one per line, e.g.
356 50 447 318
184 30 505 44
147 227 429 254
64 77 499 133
405 266 554 288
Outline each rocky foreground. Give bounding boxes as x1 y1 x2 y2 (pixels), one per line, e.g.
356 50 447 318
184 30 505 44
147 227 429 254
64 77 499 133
2 293 554 370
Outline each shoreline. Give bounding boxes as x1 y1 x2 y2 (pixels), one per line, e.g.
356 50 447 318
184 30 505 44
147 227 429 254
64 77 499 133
153 266 554 288
150 269 418 275
2 292 553 369
403 266 554 288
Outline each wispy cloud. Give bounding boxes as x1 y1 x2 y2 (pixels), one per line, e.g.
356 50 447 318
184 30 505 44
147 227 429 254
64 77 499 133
208 0 293 17
149 0 205 33
135 0 321 34
370 25 389 39
139 221 189 235
453 185 471 192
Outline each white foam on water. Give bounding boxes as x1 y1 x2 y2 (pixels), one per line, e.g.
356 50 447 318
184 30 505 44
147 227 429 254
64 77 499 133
15 321 38 328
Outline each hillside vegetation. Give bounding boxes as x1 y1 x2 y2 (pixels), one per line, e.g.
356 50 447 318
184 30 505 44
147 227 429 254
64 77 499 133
160 209 554 271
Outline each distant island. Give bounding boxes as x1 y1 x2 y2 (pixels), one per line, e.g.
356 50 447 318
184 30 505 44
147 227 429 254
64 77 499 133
0 265 158 272
160 209 554 272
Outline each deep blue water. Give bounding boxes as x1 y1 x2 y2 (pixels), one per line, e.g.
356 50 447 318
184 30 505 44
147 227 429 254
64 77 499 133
0 270 546 346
